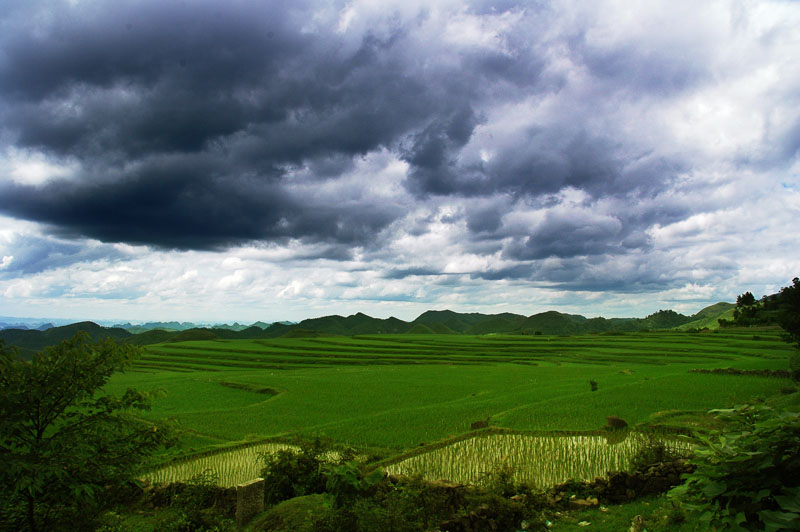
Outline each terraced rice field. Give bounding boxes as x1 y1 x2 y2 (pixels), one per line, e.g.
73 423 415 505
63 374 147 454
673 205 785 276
133 330 790 372
104 329 797 485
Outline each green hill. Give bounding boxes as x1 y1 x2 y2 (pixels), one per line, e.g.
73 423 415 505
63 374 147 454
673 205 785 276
0 321 131 358
281 328 338 338
520 311 581 335
406 323 435 334
165 328 220 342
123 329 175 345
413 310 486 333
676 302 736 330
430 322 457 334
640 309 693 330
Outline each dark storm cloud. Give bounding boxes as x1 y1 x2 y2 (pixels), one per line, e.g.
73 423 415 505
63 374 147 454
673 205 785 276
0 0 444 249
503 209 623 261
401 106 486 197
0 0 689 255
466 205 504 234
405 124 688 202
0 156 399 250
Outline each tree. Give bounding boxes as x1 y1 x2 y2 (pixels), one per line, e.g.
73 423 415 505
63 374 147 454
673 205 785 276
778 278 800 382
778 278 800 348
0 333 170 532
736 291 756 308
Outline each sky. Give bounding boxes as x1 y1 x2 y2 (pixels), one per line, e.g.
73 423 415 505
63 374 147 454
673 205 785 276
1 0 799 324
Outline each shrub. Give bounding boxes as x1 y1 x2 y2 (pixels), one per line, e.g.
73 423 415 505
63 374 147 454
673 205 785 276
589 379 598 392
789 351 800 382
479 459 519 498
670 404 800 531
325 461 383 507
166 470 235 532
629 436 687 473
259 438 330 506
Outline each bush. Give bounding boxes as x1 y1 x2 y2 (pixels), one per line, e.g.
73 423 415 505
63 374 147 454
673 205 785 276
164 470 235 532
325 461 384 507
259 439 334 506
789 351 800 382
479 459 520 498
629 436 686 473
670 404 800 531
589 379 598 392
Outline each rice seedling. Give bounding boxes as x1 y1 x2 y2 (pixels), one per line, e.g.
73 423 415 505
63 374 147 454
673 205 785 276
144 442 295 487
384 432 693 488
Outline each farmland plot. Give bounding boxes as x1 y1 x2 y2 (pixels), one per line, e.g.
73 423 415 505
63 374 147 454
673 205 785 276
105 330 797 486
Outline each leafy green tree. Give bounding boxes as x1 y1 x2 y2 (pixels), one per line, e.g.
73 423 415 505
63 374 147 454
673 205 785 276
737 291 757 308
779 278 800 349
0 333 170 532
774 277 800 381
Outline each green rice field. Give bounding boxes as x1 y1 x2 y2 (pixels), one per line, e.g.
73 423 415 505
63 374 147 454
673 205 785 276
104 329 798 486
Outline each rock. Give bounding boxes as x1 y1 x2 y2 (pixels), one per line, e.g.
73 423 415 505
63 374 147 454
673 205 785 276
569 497 599 509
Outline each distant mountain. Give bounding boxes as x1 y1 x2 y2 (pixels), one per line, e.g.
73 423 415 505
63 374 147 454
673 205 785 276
164 328 221 342
0 321 54 331
123 329 176 345
212 322 251 331
114 321 199 332
412 310 510 333
1 303 738 354
287 312 410 335
0 323 29 330
113 320 278 333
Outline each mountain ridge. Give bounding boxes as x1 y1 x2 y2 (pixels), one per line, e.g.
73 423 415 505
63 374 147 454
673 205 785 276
0 303 737 355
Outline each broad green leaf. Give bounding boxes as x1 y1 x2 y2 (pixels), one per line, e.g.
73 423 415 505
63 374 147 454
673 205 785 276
703 480 727 498
775 494 800 513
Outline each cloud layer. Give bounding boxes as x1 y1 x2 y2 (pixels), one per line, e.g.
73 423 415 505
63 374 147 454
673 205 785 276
1 0 799 320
